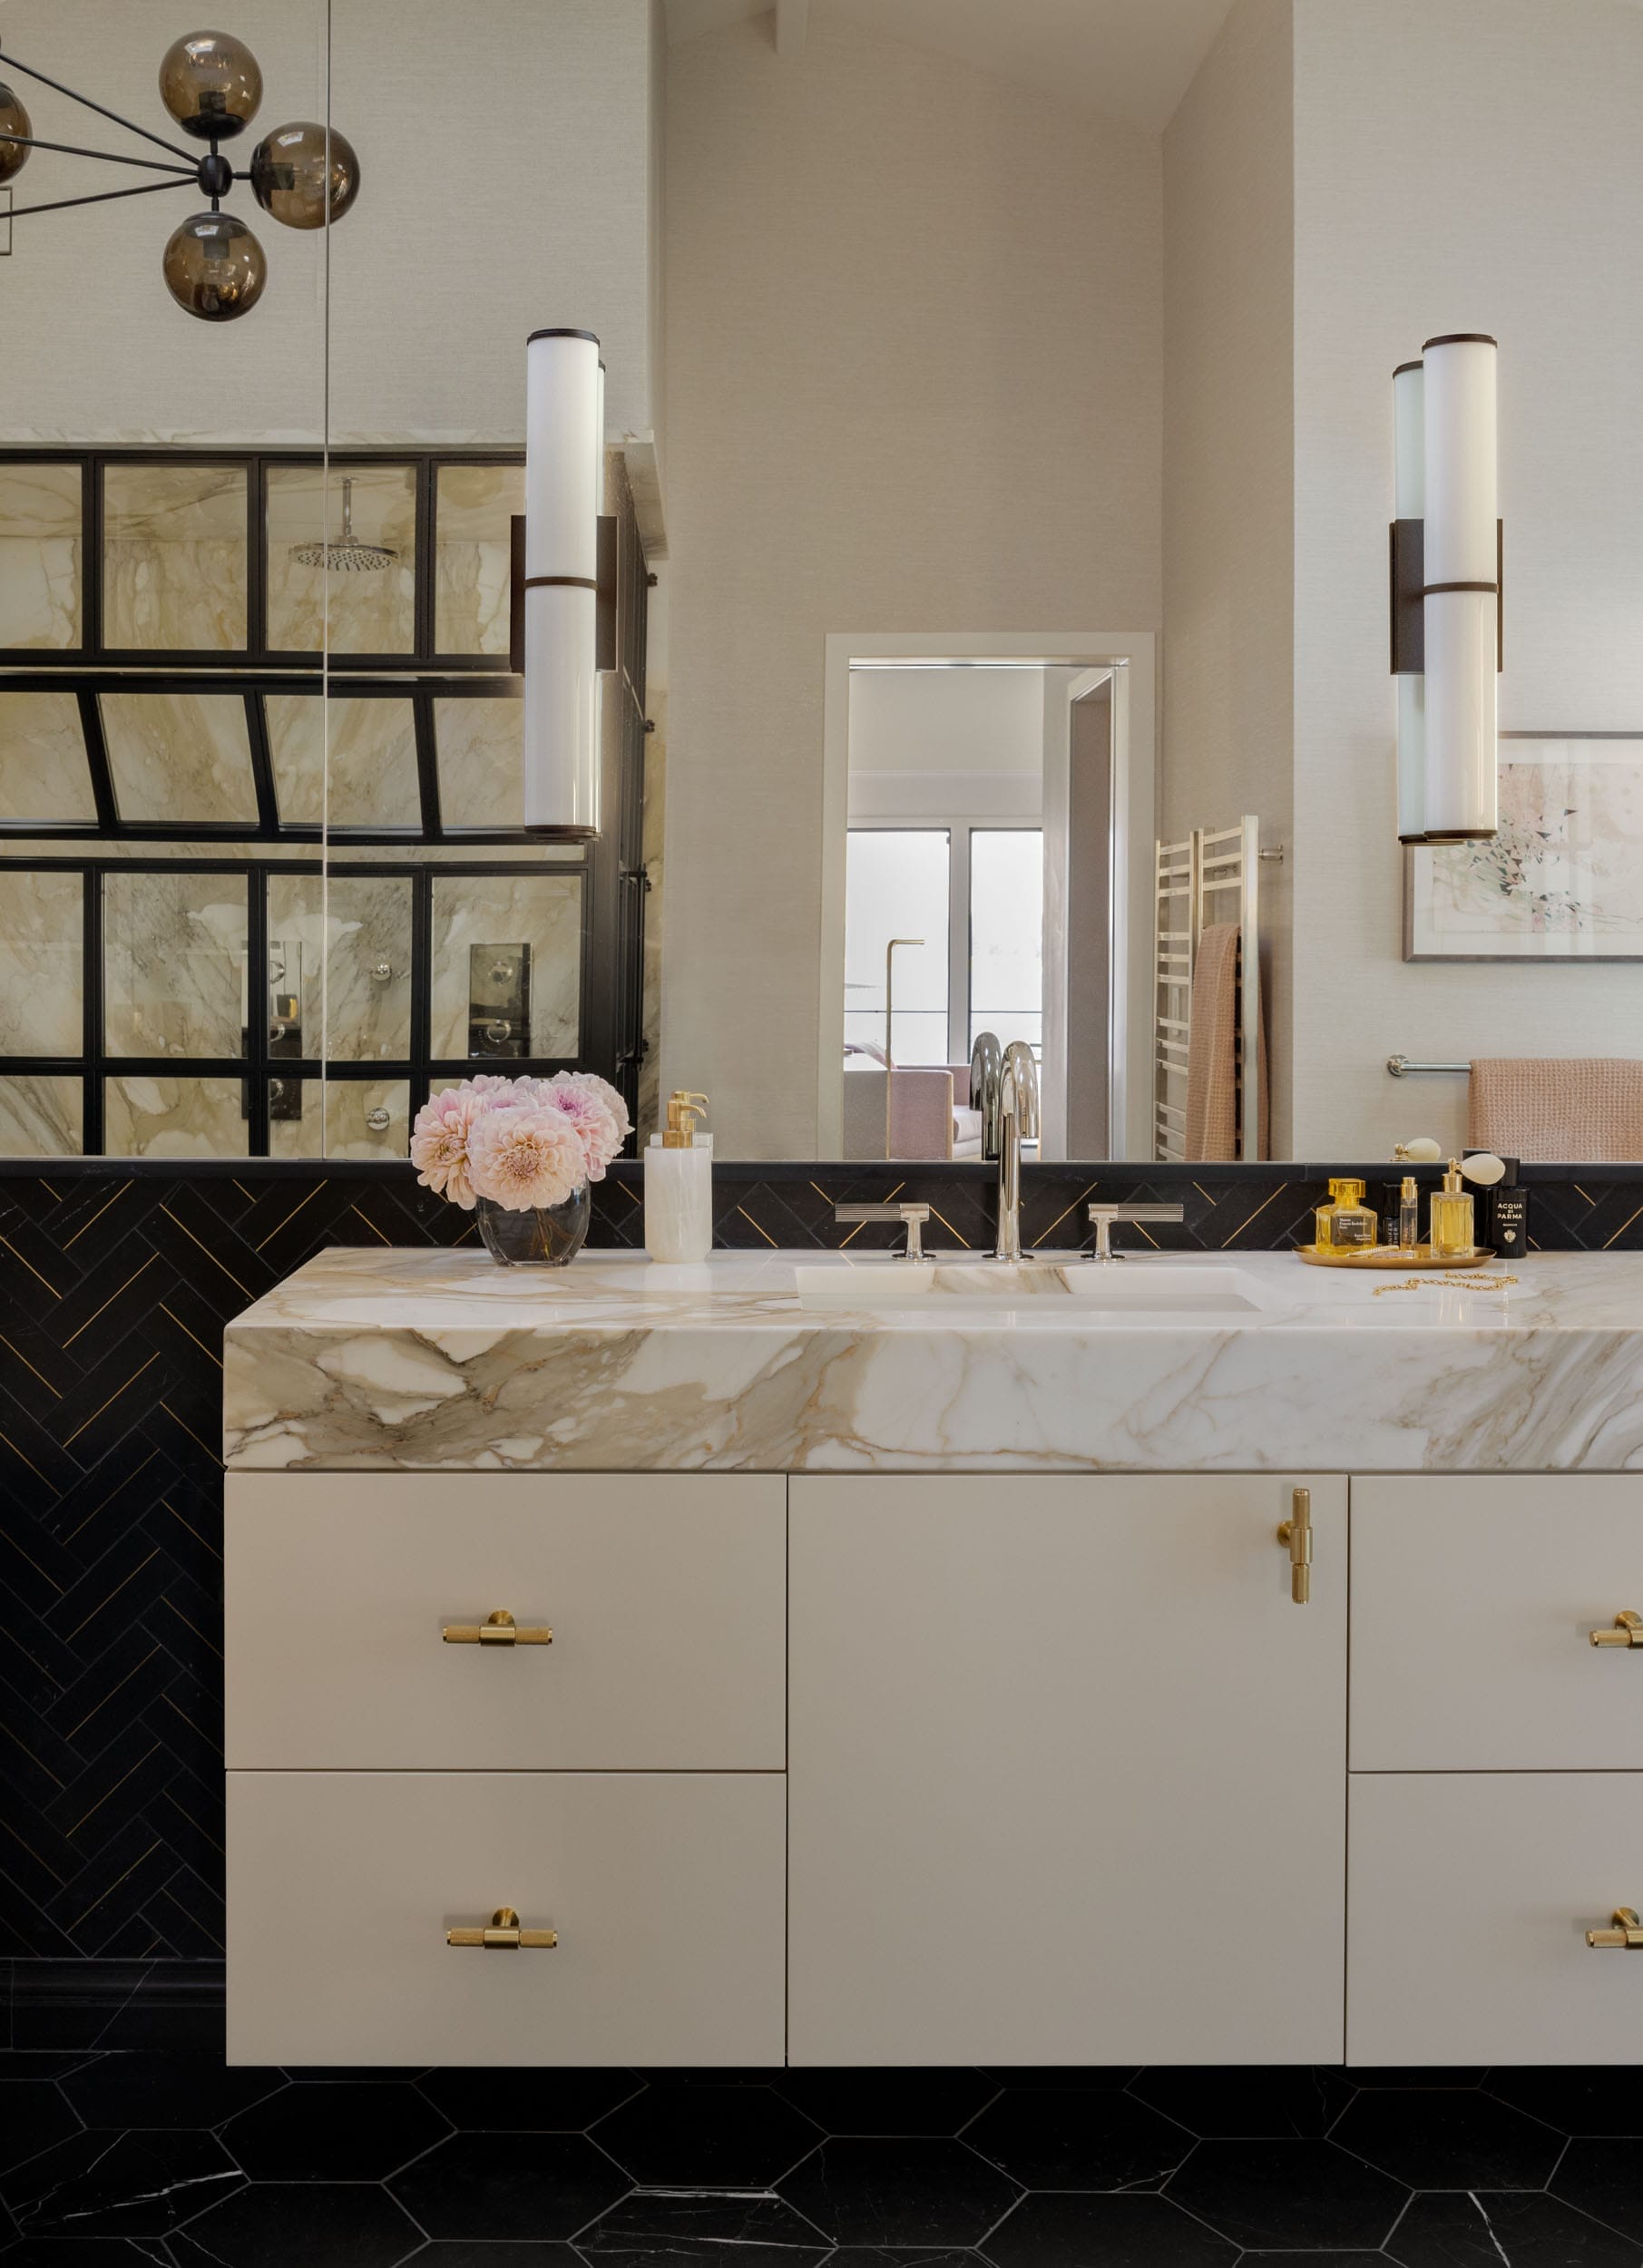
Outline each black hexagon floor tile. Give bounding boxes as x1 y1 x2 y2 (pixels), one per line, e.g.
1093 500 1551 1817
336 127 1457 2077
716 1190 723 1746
1491 2067 1643 2138
0 2243 174 2265
62 2052 286 2132
982 2190 1237 2268
1332 2086 1564 2190
1387 2188 1643 2268
399 2245 582 2265
1164 2139 1408 2250
388 2130 630 2243
220 2077 452 2180
417 2068 643 2133
0 2080 82 2176
592 2083 821 2186
0 2126 242 2241
1130 2066 1352 2139
963 2085 1191 2190
829 2252 990 2266
778 2137 1021 2249
176 2178 424 2267
777 2067 999 2136
1555 2140 1643 2247
576 2186 832 2262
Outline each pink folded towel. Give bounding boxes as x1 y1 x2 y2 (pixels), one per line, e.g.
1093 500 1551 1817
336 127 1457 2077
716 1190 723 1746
1468 1058 1643 1162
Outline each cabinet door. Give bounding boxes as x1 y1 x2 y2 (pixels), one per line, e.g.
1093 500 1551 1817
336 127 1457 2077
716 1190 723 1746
1351 1475 1643 1770
788 1473 1345 2065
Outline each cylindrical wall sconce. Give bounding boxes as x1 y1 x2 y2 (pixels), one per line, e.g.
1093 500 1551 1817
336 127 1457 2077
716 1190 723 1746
1389 331 1501 845
520 327 604 837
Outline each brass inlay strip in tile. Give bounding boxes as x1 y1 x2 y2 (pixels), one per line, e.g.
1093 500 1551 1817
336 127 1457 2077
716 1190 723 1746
158 1398 222 1468
70 1835 162 1936
64 1740 161 1840
158 1204 251 1298
1221 1184 1286 1247
64 1546 159 1642
0 1235 62 1298
62 1183 132 1250
61 1253 156 1350
158 1301 223 1371
63 1643 161 1744
736 1206 777 1247
253 1180 323 1249
62 1352 160 1448
0 1331 61 1399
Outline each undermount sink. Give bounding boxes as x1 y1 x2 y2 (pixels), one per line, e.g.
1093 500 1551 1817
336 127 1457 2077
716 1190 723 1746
790 1257 1283 1315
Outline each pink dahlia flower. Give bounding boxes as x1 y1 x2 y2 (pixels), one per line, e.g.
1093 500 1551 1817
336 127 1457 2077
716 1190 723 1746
467 1101 587 1212
530 1076 621 1180
546 1070 632 1158
409 1081 494 1209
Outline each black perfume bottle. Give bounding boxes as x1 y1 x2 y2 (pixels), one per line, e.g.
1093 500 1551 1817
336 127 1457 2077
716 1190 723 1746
1490 1158 1529 1259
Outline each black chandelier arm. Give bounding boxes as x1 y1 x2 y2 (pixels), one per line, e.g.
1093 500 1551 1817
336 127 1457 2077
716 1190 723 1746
0 42 197 162
4 174 199 223
0 132 194 176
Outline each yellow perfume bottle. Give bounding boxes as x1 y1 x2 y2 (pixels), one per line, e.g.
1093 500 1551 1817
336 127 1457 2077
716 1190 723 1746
1315 1177 1377 1251
1429 1158 1476 1259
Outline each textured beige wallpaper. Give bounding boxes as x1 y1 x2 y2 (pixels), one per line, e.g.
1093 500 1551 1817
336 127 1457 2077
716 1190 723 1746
661 8 1164 1155
1162 0 1295 1153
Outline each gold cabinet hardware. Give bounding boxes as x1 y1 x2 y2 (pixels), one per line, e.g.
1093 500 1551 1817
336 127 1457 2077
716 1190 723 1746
446 1905 558 1950
1587 1907 1643 1949
1276 1486 1312 1605
1590 1611 1643 1648
442 1609 553 1647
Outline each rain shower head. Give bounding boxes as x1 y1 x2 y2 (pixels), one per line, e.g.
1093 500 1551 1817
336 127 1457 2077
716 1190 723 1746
289 475 397 572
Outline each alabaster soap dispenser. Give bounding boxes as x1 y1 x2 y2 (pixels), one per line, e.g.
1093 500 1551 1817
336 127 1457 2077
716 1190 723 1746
644 1090 713 1263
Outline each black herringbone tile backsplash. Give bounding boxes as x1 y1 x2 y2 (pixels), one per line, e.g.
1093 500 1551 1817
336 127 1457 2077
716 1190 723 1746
0 1158 1638 1998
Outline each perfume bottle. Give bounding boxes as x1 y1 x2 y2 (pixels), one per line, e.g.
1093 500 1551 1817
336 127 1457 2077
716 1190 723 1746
1315 1177 1377 1250
1490 1158 1530 1259
1429 1158 1475 1259
1398 1176 1421 1254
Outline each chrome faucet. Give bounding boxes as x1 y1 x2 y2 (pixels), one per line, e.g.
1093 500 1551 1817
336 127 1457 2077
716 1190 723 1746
993 1041 1040 1261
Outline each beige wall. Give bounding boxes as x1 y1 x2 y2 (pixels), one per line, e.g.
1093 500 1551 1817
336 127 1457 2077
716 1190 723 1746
660 8 1163 1154
1162 0 1295 1153
1291 0 1643 1157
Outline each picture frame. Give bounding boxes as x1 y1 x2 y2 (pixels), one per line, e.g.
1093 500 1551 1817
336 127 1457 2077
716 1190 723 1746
1403 731 1643 962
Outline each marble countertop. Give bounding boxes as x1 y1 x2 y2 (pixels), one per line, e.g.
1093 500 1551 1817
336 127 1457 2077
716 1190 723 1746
221 1246 1643 1473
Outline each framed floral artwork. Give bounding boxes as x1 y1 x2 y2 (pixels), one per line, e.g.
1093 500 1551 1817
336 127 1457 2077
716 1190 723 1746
1403 733 1643 960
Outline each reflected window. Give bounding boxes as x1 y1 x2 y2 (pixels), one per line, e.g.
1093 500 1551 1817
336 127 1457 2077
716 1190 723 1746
435 693 524 830
265 874 413 1061
0 689 95 822
103 463 248 650
844 830 950 1067
435 463 523 656
102 690 259 826
103 872 249 1058
0 1074 82 1156
430 873 582 1061
0 871 83 1055
266 692 421 829
0 462 83 649
104 1075 248 1158
270 1078 409 1159
266 464 417 654
970 828 1043 1059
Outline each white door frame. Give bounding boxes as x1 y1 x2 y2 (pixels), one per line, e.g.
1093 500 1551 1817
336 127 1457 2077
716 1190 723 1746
818 631 1157 1159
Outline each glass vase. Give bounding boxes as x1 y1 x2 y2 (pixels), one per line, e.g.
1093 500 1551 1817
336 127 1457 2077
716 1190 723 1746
474 1184 591 1266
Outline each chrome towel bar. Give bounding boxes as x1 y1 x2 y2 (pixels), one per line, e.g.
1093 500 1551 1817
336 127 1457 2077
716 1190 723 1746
1386 1055 1469 1077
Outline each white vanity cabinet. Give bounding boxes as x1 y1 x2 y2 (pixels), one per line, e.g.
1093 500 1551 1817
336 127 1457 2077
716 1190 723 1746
787 1473 1347 2064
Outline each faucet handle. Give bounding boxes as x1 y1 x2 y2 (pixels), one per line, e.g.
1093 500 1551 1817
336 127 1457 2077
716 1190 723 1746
836 1201 931 1261
1085 1202 1186 1261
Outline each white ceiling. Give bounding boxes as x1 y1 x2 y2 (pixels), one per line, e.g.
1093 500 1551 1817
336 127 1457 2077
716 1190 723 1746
664 0 1239 134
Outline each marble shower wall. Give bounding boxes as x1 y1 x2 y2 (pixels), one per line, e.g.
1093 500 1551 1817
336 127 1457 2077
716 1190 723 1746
0 690 96 823
0 462 82 648
429 871 582 1060
101 691 259 826
102 464 249 651
265 873 414 1061
103 1074 248 1158
435 694 527 829
103 872 249 1060
435 464 523 655
0 1072 82 1155
270 1078 412 1159
0 868 83 1055
265 464 418 653
267 693 422 830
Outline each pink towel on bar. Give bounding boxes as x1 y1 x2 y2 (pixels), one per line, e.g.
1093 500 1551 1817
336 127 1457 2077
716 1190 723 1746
1468 1058 1643 1162
1185 924 1240 1162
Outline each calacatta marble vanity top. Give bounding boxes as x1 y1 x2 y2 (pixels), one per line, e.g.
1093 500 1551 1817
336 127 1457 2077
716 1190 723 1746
222 1246 1643 1473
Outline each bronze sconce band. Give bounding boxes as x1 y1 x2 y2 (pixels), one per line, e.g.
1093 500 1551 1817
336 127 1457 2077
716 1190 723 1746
508 512 620 677
1388 515 1504 676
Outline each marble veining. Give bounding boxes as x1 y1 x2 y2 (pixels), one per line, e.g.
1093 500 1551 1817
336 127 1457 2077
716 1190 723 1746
435 462 523 654
0 690 96 823
223 1246 1643 1474
101 691 259 827
102 464 248 650
264 463 417 654
434 692 527 829
0 867 83 1054
429 871 581 1059
105 1073 248 1158
266 692 421 830
0 459 83 646
103 872 248 1058
0 1070 82 1154
270 1077 410 1159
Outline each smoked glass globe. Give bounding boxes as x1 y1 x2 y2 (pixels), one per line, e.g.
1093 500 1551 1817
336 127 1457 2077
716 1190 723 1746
159 31 263 142
162 210 268 321
249 121 361 229
0 83 32 183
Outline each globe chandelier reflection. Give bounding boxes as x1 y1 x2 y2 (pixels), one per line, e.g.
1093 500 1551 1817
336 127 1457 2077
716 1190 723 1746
0 28 360 322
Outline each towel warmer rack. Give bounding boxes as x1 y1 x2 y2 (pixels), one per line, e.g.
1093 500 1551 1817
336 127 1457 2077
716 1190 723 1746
1386 1055 1469 1077
1152 815 1265 1163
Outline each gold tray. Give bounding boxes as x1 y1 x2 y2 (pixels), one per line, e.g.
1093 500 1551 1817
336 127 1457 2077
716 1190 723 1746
1295 1243 1495 1270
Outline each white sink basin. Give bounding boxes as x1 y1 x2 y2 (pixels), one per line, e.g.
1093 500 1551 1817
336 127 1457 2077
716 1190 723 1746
791 1257 1283 1315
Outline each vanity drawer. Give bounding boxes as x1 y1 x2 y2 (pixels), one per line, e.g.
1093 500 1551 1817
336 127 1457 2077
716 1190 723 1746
225 1473 785 1769
1350 1475 1643 1769
227 1769 785 2066
1348 1773 1643 2065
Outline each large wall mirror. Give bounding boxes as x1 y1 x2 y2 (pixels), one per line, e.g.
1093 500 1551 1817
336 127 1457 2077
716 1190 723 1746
5 1 1641 1167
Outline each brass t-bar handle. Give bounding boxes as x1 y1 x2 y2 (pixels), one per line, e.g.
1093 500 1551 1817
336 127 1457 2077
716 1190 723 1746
446 1906 558 1950
1588 1907 1643 1949
442 1609 553 1646
1590 1611 1643 1647
1276 1486 1312 1604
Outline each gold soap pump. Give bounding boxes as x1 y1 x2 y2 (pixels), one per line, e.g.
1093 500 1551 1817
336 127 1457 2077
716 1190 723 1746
645 1090 713 1262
